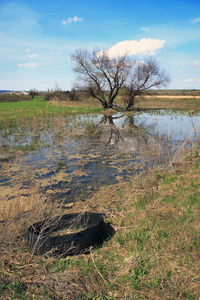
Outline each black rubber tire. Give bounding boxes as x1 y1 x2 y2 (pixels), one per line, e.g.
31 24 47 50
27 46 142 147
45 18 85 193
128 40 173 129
27 212 108 256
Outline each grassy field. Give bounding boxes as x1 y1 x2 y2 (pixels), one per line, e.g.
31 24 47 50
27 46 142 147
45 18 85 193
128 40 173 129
0 97 102 129
0 94 200 128
0 96 200 299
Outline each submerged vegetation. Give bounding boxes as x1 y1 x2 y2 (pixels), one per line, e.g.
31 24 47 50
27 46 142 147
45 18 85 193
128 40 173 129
0 94 200 299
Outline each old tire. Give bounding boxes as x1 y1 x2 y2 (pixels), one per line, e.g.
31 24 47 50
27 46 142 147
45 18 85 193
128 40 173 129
27 212 107 256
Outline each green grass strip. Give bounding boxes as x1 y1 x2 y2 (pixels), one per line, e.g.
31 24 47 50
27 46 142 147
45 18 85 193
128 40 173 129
0 97 102 129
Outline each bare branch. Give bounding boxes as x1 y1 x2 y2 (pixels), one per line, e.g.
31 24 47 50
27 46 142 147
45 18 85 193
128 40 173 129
123 58 170 109
72 49 170 110
72 48 132 108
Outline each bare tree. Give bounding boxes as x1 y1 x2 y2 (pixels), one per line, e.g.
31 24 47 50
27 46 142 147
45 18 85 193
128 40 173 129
72 48 133 108
122 58 170 110
72 49 170 110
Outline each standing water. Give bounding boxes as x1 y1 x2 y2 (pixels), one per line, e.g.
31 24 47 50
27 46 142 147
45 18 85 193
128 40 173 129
0 110 199 204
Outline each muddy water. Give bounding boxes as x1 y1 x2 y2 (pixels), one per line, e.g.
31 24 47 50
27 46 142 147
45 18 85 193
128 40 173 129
0 110 199 204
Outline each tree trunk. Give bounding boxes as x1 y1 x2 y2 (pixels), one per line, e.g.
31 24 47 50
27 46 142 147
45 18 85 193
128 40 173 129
126 103 133 110
102 101 108 108
125 95 136 110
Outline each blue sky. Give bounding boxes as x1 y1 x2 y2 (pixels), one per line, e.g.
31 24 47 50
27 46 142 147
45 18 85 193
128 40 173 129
0 0 200 91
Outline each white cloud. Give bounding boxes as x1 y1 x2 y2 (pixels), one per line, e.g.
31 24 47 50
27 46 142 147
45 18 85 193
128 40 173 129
185 78 200 82
18 62 41 68
104 39 165 58
62 16 84 25
140 28 150 31
29 54 37 58
25 48 31 52
194 60 200 66
191 17 200 23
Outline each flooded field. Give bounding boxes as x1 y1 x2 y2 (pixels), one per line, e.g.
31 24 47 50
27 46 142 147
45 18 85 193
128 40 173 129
0 109 199 207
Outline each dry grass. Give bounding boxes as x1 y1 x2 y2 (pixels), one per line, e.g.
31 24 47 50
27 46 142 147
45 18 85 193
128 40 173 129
133 95 200 110
0 148 200 299
50 94 200 111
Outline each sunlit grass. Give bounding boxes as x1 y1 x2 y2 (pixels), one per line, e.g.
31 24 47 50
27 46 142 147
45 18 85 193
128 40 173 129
0 97 103 129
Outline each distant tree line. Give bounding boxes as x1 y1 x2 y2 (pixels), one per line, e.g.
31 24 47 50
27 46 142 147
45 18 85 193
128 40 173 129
44 89 79 101
1 88 199 104
0 89 80 103
0 94 30 103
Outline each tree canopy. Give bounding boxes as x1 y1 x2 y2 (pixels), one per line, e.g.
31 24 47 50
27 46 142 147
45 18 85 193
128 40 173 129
72 48 170 110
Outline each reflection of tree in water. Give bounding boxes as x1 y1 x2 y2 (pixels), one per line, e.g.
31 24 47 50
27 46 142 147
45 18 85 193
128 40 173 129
124 115 138 128
85 114 158 155
99 115 125 147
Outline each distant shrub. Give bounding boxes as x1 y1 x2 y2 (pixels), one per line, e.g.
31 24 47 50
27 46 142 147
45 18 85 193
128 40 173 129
44 89 79 102
29 90 39 99
0 94 30 103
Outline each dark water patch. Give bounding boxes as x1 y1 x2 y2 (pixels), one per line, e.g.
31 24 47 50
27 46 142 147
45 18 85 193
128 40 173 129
0 177 12 185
